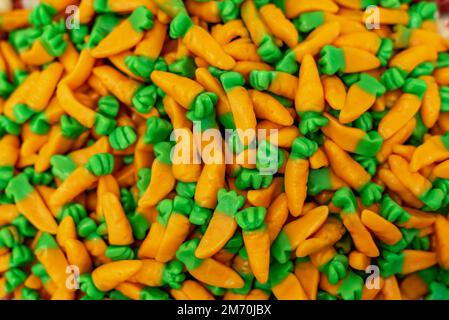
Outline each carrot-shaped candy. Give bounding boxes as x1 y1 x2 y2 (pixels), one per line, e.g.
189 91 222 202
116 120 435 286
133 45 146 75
294 257 320 300
0 135 19 190
434 215 449 269
419 75 440 129
195 189 245 259
125 21 167 80
333 32 394 67
90 6 154 58
272 205 328 263
115 283 170 300
129 259 185 289
295 54 328 135
332 187 380 258
212 231 243 264
153 0 187 17
275 0 339 19
28 97 64 135
235 207 270 284
340 73 386 124
30 62 63 106
92 0 157 14
101 192 134 246
50 153 114 208
324 139 383 206
195 149 226 209
0 205 20 227
34 233 70 289
409 133 449 172
361 209 402 246
388 155 445 211
171 127 202 183
319 45 381 75
322 113 383 157
263 193 288 242
335 271 366 301
177 238 244 289
186 0 242 23
390 45 438 76
169 12 235 70
379 249 437 278
64 239 92 274
20 21 68 66
249 90 294 126
5 175 58 234
296 216 346 258
151 70 217 121
29 0 79 25
269 261 308 300
392 24 446 52
257 3 299 48
220 72 257 146
138 199 172 259
249 70 297 100
239 0 282 64
155 196 193 263
93 66 158 118
170 280 215 300
285 137 317 216
2 71 38 124
321 75 346 111
0 9 30 31
139 142 176 208
92 260 143 292
378 78 427 140
276 22 341 74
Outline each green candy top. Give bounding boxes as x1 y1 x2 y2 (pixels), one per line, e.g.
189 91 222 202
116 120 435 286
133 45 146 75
173 196 194 216
269 261 293 288
189 204 213 226
176 182 196 198
40 21 68 57
162 260 186 289
215 189 245 216
293 11 325 33
332 187 358 214
156 199 174 227
235 207 267 232
220 72 245 92
128 6 154 33
109 126 137 151
29 3 57 28
337 271 364 300
154 141 175 165
290 137 318 160
319 45 346 75
144 117 173 144
34 233 59 252
379 195 411 224
84 153 115 176
176 238 204 270
50 155 77 181
5 174 34 203
356 73 386 98
249 70 275 91
169 12 193 39
403 77 428 100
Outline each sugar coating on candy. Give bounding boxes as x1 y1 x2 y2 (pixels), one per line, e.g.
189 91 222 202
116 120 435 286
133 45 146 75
1 0 449 301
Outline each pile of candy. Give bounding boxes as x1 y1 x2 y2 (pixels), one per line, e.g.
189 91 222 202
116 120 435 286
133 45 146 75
1 0 449 301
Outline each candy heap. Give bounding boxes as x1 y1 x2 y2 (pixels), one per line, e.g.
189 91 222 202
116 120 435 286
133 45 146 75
0 0 449 300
